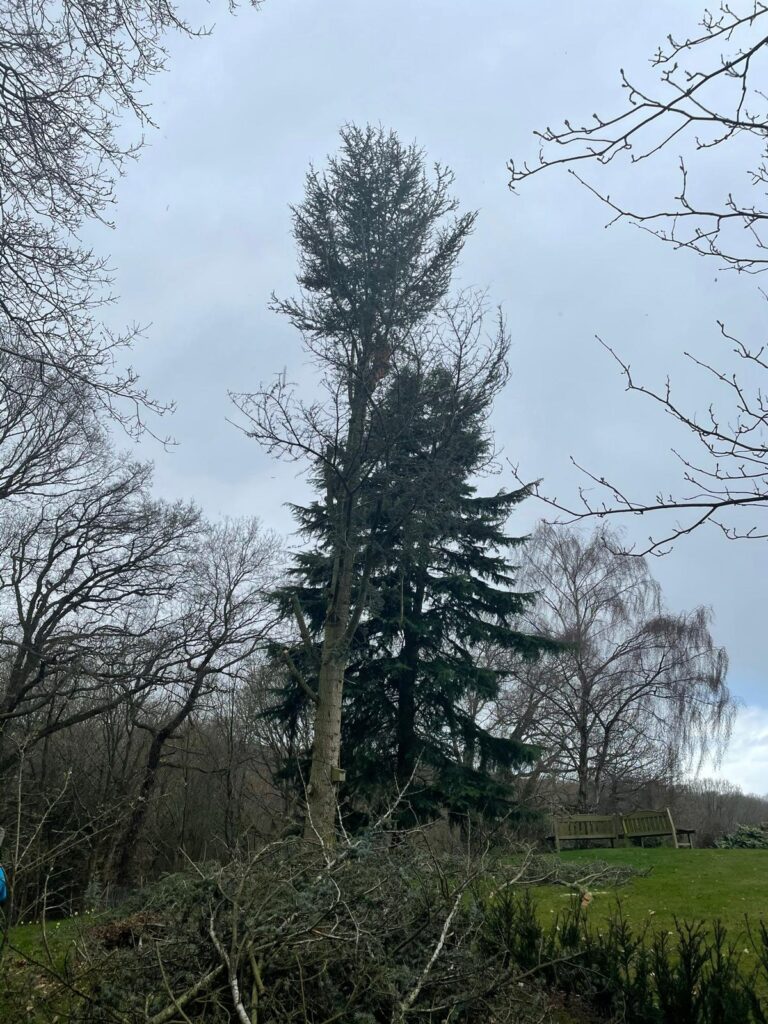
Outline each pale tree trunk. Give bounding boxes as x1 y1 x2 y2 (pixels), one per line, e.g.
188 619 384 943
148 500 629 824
303 405 364 846
304 564 357 844
304 640 346 845
576 698 591 811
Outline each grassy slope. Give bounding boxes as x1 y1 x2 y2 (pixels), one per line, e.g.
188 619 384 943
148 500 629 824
534 848 768 944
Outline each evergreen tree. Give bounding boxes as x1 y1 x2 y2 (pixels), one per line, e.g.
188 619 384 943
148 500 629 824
273 311 556 826
235 125 476 844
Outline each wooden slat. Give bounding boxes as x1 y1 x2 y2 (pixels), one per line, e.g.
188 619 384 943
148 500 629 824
621 807 689 848
553 814 618 843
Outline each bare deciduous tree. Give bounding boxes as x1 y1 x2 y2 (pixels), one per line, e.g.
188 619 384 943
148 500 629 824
0 0 260 433
0 362 102 503
510 4 768 551
494 526 733 811
0 456 199 766
112 518 281 883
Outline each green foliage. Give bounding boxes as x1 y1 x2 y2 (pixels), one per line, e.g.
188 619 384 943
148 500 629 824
242 123 489 842
272 343 557 826
78 844 561 1023
482 890 768 1023
716 822 768 849
278 123 476 354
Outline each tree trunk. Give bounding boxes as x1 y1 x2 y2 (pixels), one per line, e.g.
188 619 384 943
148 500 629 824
396 577 424 792
304 623 346 845
576 667 591 812
396 647 418 790
576 718 591 812
303 386 368 847
113 668 210 883
112 728 168 886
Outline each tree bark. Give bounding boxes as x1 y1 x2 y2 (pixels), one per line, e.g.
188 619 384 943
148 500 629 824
396 576 424 791
304 621 347 845
303 485 360 845
303 383 368 847
113 728 167 886
396 642 419 790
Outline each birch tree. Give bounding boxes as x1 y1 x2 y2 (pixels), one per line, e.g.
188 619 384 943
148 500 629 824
498 526 733 810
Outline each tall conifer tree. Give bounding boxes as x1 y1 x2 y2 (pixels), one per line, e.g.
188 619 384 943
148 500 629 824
274 306 555 825
235 126 475 844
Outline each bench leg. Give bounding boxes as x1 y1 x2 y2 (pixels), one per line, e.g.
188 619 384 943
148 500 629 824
666 808 679 848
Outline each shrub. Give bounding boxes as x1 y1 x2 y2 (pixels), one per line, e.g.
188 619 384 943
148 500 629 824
716 822 768 849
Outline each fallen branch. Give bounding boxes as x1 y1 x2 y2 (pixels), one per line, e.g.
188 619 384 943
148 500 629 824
147 964 225 1024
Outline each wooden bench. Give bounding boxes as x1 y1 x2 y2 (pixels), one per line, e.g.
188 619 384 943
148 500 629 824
549 808 696 851
621 808 695 848
549 813 619 851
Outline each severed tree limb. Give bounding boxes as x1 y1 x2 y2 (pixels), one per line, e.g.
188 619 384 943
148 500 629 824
394 880 470 1022
152 945 196 1024
208 911 251 1024
248 945 265 1023
146 964 225 1024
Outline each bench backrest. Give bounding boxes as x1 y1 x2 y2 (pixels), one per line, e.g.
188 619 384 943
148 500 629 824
554 814 618 840
621 808 676 838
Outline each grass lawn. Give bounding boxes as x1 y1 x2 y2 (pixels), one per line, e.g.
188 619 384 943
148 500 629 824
534 848 768 943
1 917 86 1022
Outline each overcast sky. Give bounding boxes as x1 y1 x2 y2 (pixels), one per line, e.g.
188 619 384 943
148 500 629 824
88 0 767 794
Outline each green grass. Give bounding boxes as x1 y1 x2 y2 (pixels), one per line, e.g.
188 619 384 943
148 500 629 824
0 917 87 1022
534 848 768 943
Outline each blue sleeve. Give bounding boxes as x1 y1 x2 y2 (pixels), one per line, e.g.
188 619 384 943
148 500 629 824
0 866 7 903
